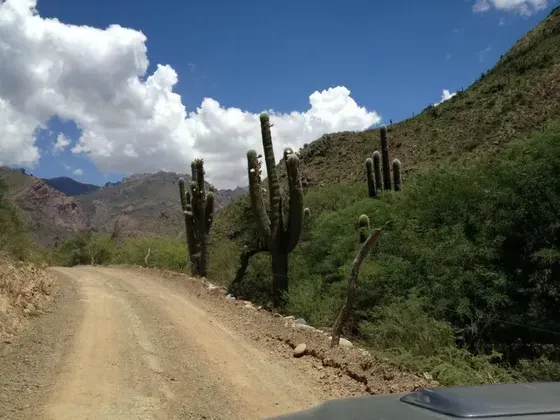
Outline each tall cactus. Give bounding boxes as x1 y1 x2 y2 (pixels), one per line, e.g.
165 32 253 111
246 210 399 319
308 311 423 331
373 151 383 192
178 158 215 277
247 113 304 306
365 158 377 198
380 125 391 191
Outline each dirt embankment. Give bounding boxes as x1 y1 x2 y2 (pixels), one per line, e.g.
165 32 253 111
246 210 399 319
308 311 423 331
0 256 56 346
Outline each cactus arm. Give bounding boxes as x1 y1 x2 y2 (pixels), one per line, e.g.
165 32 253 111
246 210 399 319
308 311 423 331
178 177 188 211
189 181 201 243
247 149 272 240
373 151 383 191
285 154 304 253
260 113 281 238
205 190 215 234
191 161 197 182
380 125 392 191
365 158 376 198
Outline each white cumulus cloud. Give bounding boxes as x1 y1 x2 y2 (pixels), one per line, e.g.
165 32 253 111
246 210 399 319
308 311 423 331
52 133 70 154
435 89 457 106
473 0 549 15
73 168 83 176
0 0 380 188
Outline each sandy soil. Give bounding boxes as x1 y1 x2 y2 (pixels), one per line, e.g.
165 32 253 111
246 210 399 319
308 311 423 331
0 266 432 420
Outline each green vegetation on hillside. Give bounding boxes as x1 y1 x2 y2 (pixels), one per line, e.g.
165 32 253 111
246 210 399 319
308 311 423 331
283 6 560 191
0 179 36 260
208 122 560 385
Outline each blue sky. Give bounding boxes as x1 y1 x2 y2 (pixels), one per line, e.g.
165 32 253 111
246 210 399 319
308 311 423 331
0 0 556 188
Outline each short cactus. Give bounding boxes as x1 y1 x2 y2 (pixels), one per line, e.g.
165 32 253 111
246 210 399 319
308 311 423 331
247 113 304 306
358 214 370 244
178 159 214 277
392 159 402 192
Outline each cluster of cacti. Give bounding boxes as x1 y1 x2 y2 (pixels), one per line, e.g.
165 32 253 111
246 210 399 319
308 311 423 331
246 113 305 306
178 158 215 277
366 125 403 197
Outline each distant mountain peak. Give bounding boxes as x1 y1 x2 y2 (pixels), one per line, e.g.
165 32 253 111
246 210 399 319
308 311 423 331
43 176 101 196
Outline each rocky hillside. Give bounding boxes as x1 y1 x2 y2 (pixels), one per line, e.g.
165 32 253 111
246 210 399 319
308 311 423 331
0 167 88 247
0 167 245 246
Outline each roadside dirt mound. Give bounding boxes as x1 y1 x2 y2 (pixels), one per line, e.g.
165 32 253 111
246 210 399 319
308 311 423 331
0 256 56 346
130 266 437 397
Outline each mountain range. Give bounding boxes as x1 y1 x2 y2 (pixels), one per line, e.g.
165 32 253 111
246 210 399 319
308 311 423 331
0 166 246 247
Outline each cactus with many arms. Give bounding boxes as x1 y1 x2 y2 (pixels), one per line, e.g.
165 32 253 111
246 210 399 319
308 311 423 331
247 113 304 306
178 158 215 277
369 127 404 196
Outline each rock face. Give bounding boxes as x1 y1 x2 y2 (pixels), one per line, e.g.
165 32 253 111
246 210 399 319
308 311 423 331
1 168 88 247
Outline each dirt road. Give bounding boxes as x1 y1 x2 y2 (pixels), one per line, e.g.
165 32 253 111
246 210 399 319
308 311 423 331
0 266 427 420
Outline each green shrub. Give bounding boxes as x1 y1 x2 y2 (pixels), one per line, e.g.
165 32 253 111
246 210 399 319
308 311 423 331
359 295 455 357
515 357 560 382
0 179 35 260
113 237 188 272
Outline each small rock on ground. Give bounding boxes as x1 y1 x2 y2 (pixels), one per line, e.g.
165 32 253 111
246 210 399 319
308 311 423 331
293 343 307 358
328 337 353 347
294 323 315 331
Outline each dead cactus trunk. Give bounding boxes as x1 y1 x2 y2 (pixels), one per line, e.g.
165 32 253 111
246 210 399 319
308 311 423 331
331 219 382 347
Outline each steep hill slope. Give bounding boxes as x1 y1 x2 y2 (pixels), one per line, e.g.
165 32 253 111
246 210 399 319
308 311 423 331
0 167 88 247
211 5 560 271
274 6 560 189
43 177 100 196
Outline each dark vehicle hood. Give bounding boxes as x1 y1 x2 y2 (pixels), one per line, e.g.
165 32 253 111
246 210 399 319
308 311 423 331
266 382 560 420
